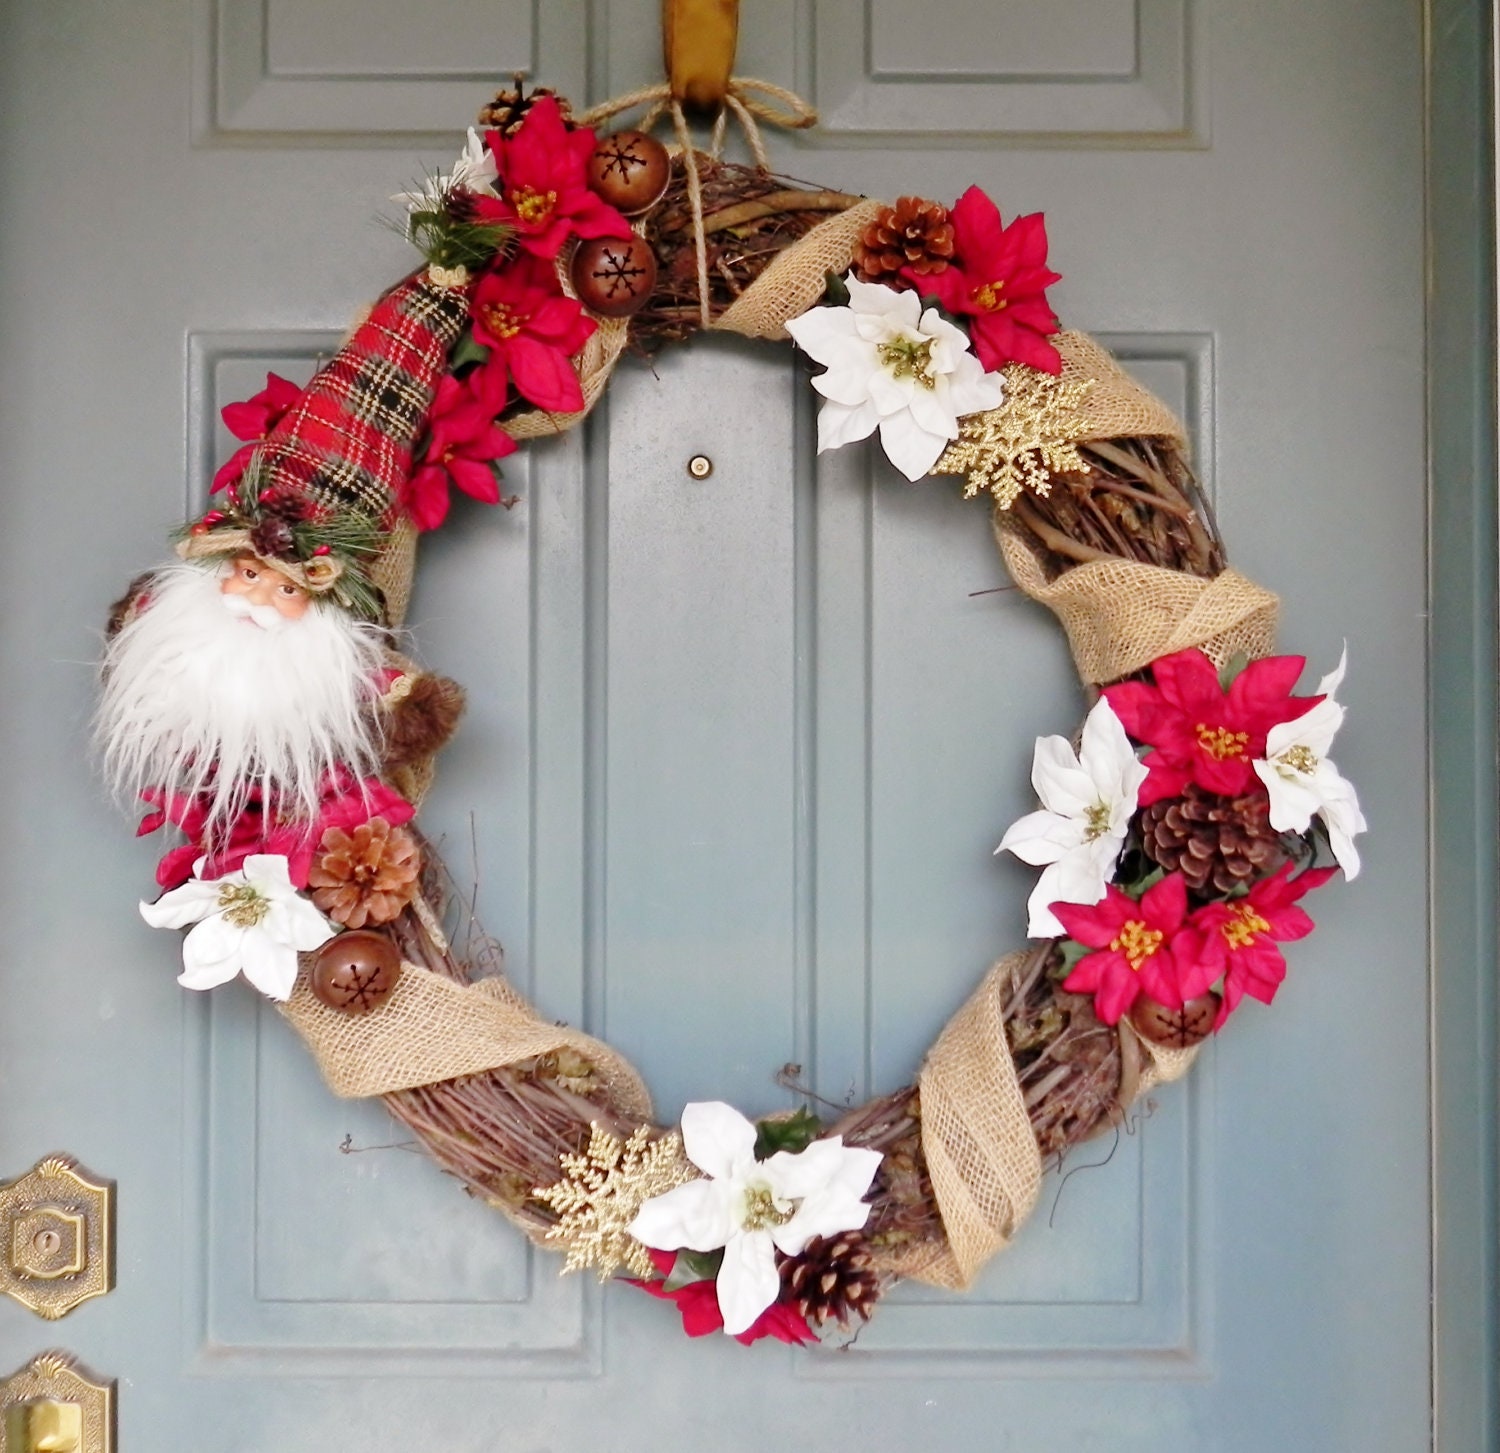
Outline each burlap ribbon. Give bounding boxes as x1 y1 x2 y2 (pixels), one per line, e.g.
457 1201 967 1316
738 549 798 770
892 952 1200 1289
283 962 653 1122
999 519 1282 684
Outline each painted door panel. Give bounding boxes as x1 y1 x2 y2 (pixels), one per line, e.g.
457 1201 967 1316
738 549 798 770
0 0 1432 1447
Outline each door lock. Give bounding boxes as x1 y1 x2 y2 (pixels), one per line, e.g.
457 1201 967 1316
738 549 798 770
0 1159 113 1321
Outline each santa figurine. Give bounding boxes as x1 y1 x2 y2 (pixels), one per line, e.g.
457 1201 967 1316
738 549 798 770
96 270 474 1001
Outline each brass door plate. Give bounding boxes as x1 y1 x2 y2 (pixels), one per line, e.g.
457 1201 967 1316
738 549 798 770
0 1160 113 1320
0 1352 114 1453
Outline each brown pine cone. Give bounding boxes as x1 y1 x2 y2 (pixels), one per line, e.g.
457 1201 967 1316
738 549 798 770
1139 784 1287 896
308 817 421 929
248 515 295 560
781 1232 881 1331
852 197 956 285
478 75 573 135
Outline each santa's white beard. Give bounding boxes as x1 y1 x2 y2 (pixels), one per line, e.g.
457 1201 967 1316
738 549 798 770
94 560 386 835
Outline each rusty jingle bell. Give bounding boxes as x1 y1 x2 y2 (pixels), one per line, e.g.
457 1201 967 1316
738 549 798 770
571 235 658 317
310 929 402 1014
586 129 671 215
1129 991 1221 1049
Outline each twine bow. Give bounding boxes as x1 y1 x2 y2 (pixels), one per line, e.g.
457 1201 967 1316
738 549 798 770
580 79 818 328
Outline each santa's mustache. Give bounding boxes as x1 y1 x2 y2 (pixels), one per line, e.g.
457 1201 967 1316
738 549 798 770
220 590 288 632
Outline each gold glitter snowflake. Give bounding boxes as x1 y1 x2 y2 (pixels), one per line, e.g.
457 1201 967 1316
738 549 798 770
933 367 1095 508
534 1123 695 1280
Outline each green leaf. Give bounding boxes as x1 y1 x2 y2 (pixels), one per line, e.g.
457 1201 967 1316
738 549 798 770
1116 863 1166 898
449 330 491 371
754 1107 823 1159
1218 651 1250 692
820 269 850 308
1053 938 1093 976
663 1248 722 1291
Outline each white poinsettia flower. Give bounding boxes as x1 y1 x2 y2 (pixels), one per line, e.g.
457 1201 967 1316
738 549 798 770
786 275 1005 481
627 1101 882 1336
391 128 499 212
1253 646 1367 878
996 699 1148 938
140 854 337 1002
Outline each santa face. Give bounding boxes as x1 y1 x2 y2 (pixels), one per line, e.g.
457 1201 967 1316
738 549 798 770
94 557 386 838
219 554 312 626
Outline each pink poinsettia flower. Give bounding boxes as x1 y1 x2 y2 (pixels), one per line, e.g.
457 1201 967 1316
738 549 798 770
1186 863 1337 1027
141 771 414 890
470 253 596 414
403 374 518 531
1052 874 1214 1026
478 97 632 259
211 372 302 493
632 1250 818 1347
1103 649 1321 805
926 187 1063 374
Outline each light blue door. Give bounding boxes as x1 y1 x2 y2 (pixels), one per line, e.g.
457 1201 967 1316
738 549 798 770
0 0 1465 1447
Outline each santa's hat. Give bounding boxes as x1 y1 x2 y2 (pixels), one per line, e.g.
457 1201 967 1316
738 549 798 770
180 267 470 624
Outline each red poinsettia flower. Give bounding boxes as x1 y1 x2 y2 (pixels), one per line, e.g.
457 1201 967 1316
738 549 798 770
141 770 414 890
479 97 632 259
470 253 596 414
1185 862 1337 1027
402 374 518 532
1052 874 1215 1025
926 187 1063 374
632 1250 818 1347
211 372 302 494
1103 648 1321 805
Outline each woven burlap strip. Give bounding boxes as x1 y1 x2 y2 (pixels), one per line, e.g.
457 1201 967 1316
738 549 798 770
1049 331 1186 443
282 963 654 1121
884 953 1203 1290
713 198 887 341
897 952 1042 1289
997 519 1281 684
372 516 418 629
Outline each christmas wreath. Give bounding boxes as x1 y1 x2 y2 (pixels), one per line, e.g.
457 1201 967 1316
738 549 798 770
95 76 1365 1347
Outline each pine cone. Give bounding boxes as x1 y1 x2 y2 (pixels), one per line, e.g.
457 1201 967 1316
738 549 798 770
308 817 421 928
248 515 296 560
478 75 573 135
781 1232 880 1331
1139 784 1287 895
852 196 956 285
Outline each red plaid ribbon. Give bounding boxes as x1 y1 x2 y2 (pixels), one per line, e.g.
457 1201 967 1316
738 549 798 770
250 273 469 524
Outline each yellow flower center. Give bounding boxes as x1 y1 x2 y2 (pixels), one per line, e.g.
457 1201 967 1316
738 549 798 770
510 185 557 224
1195 723 1250 760
1083 801 1112 841
1281 744 1320 774
740 1183 794 1231
1111 918 1164 970
217 882 270 929
972 280 1007 312
1221 903 1272 950
479 300 525 339
877 335 937 388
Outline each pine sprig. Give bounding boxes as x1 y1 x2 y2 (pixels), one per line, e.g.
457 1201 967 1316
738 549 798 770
406 208 515 273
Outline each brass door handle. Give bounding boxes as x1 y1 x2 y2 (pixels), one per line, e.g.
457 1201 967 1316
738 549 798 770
0 1353 114 1453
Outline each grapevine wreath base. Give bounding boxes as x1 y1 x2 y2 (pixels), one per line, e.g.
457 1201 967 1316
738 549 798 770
99 77 1364 1346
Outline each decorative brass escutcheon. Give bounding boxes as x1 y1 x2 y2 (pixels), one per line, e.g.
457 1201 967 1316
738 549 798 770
0 1352 114 1453
0 1160 113 1320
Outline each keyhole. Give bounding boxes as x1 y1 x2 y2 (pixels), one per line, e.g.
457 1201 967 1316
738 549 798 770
31 1229 61 1256
687 454 713 479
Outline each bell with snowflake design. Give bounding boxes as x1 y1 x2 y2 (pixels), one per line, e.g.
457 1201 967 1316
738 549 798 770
571 235 659 317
